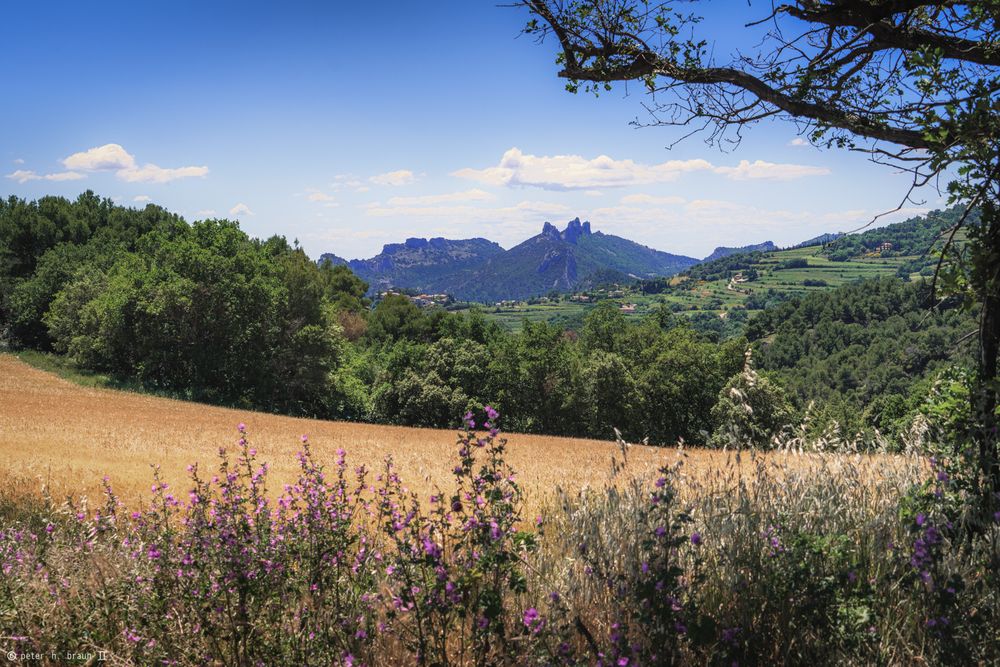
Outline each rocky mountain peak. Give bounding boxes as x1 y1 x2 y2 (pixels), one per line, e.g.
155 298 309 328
540 218 594 244
541 221 562 241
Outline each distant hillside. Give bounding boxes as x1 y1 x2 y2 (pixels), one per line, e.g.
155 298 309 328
822 207 970 261
322 237 504 294
318 252 348 266
321 219 698 301
703 241 777 262
633 207 970 320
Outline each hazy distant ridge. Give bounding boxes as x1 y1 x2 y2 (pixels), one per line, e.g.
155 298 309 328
321 218 699 301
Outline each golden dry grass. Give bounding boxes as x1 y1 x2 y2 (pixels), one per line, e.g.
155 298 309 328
0 354 911 516
0 355 662 514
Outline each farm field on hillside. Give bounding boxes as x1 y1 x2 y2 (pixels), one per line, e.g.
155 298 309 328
0 354 906 516
1 354 670 514
461 246 921 332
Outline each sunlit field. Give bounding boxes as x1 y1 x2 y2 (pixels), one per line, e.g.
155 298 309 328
1 354 674 514
1 353 907 515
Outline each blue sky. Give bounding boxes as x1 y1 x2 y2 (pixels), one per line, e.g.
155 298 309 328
3 1 942 260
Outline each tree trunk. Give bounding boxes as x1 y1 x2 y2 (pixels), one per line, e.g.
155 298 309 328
978 290 999 495
975 205 1000 501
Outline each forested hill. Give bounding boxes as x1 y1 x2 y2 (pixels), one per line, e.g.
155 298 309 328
821 206 972 261
321 218 699 301
746 278 974 435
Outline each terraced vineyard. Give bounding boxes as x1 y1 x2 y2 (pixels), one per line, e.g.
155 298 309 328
464 244 919 331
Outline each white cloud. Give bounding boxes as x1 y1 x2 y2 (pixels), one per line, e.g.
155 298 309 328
620 193 686 206
229 203 254 217
133 195 151 202
13 158 25 165
63 143 135 171
60 143 207 183
5 169 84 183
387 189 495 206
307 191 336 202
788 137 809 147
6 170 39 183
713 159 829 180
363 198 569 220
454 147 713 191
455 148 830 190
45 171 85 181
195 209 217 217
117 164 209 183
370 169 416 186
330 175 370 192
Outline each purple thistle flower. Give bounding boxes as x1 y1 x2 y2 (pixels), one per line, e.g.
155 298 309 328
237 422 246 433
690 532 702 546
523 607 544 633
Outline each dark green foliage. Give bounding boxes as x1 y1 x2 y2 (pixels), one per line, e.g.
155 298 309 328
777 258 809 270
747 277 976 438
1 193 367 417
642 251 768 291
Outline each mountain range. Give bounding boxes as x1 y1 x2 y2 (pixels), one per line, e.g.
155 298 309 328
320 218 706 301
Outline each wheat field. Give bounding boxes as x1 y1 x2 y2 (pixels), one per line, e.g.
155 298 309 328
0 354 908 515
0 354 665 512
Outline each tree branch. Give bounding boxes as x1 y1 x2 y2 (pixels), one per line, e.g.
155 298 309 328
558 52 940 149
783 3 1000 66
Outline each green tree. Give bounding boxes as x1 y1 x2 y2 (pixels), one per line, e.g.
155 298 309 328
366 295 429 343
635 327 743 444
581 350 639 439
580 300 627 353
711 351 794 450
